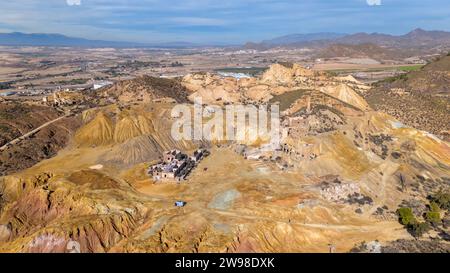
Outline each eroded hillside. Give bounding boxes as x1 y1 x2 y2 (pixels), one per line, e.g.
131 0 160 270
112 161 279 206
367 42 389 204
366 55 450 140
97 76 190 104
0 102 81 175
0 63 449 253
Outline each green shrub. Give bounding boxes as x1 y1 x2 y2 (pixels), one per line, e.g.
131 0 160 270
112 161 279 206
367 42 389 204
430 202 440 212
397 207 416 226
425 211 441 224
409 222 430 238
430 191 450 210
424 202 441 225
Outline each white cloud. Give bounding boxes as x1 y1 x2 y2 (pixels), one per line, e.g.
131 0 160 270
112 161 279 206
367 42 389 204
366 0 381 6
66 0 81 6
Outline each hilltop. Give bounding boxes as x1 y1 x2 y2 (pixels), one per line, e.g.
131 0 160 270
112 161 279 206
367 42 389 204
96 76 190 104
182 63 370 111
244 29 450 55
0 102 81 175
366 54 450 140
315 43 415 62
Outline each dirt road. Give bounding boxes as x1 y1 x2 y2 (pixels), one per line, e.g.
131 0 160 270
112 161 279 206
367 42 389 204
0 114 69 151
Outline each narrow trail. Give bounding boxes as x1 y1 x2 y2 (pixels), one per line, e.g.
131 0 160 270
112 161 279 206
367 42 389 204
0 114 69 151
367 162 399 215
196 206 394 232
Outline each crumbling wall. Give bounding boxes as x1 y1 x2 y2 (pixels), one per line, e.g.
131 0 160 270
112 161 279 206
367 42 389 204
320 182 360 202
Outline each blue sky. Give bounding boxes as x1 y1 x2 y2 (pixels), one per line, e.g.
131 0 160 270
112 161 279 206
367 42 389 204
0 0 449 44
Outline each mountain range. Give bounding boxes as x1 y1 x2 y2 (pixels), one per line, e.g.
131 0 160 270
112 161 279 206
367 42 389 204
1 29 450 49
0 32 197 48
245 28 450 50
261 32 347 45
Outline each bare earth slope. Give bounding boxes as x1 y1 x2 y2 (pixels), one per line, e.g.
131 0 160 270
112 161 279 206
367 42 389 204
315 43 413 62
365 55 450 140
98 76 190 103
0 63 449 253
182 63 370 111
0 101 81 175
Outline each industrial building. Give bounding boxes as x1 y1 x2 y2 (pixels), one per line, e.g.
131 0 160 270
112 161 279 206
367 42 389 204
148 149 209 182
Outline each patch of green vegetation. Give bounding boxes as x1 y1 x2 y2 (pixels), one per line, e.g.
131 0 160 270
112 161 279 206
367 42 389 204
314 104 345 119
397 194 449 238
214 67 267 77
397 207 416 225
329 65 423 75
397 207 431 238
278 62 294 69
429 191 450 210
0 124 11 133
425 211 441 224
326 71 338 77
0 82 11 89
409 222 430 238
425 202 441 225
381 73 409 84
269 89 308 112
56 78 88 85
397 65 423 72
430 202 441 212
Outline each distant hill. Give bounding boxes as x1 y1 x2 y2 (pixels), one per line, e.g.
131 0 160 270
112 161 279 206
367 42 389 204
366 54 450 139
246 29 450 50
97 76 190 103
0 32 197 48
261 32 347 45
335 28 450 48
315 43 414 61
0 32 140 47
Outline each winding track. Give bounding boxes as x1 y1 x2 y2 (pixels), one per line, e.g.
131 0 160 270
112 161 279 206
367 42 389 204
0 114 70 151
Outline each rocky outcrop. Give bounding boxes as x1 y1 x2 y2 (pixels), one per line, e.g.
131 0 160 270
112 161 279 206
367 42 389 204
99 76 190 103
381 239 450 253
1 73 448 254
320 84 370 111
73 106 200 166
181 63 371 110
260 63 319 85
75 111 114 147
0 171 148 253
320 182 360 202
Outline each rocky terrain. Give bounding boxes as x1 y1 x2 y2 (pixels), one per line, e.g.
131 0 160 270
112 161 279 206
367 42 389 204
366 55 450 140
0 62 449 253
315 43 414 62
98 76 190 104
0 102 81 175
245 29 450 57
182 63 370 111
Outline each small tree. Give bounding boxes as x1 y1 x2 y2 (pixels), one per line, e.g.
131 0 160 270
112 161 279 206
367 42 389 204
430 191 450 210
425 211 441 225
425 202 441 226
430 202 441 212
397 207 416 226
409 222 430 238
